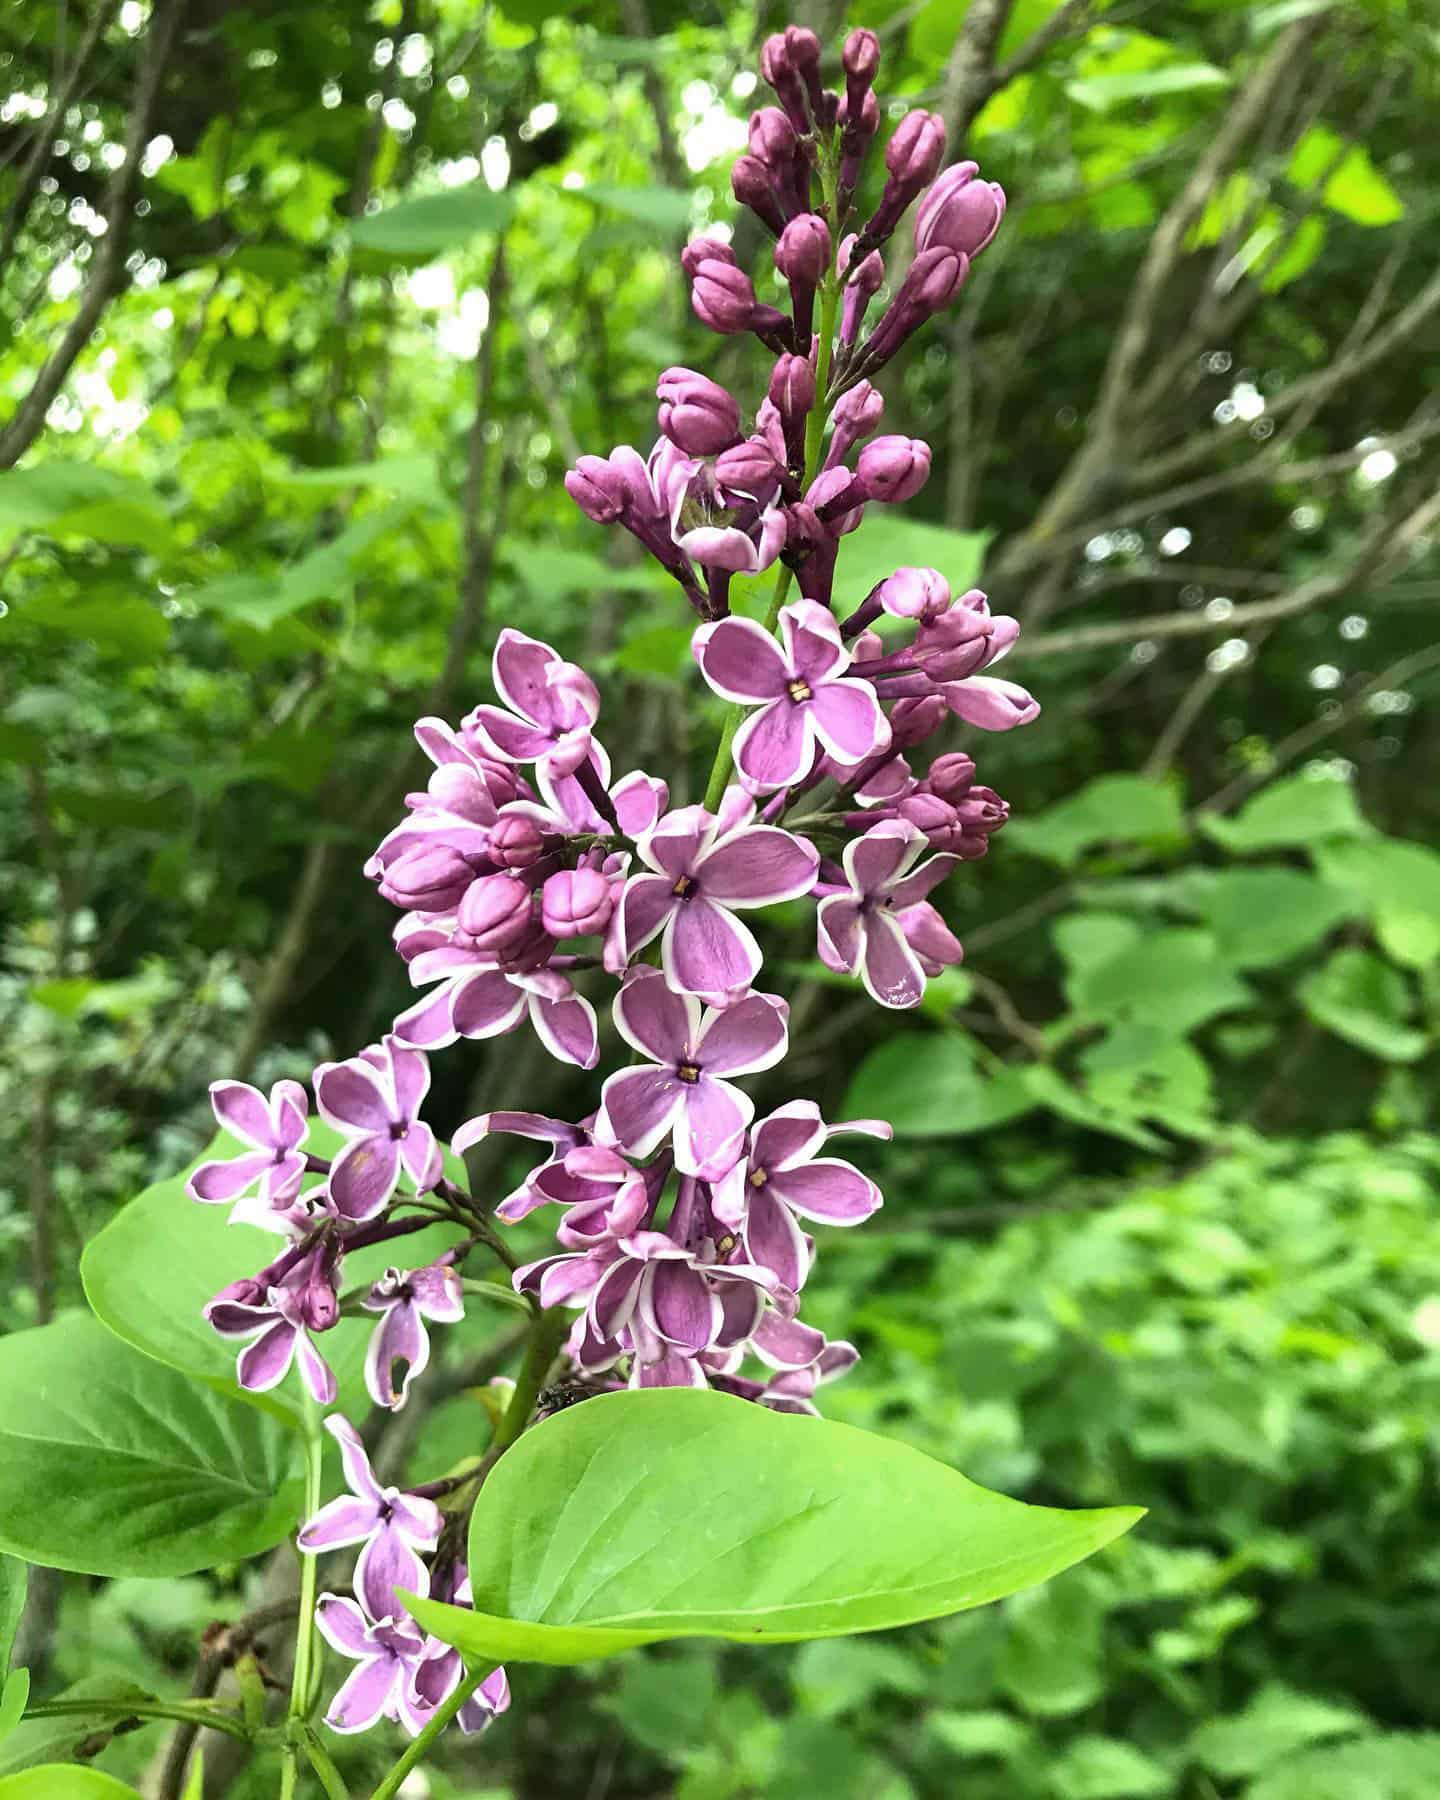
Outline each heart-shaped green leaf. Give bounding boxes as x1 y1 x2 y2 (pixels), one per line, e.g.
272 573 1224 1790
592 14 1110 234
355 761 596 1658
81 1130 456 1423
0 1316 304 1577
404 1389 1140 1664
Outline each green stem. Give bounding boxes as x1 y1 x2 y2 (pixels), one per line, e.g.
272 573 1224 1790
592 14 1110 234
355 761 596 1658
489 1305 571 1459
23 1699 251 1741
368 1665 494 1800
280 1400 326 1800
298 1720 352 1798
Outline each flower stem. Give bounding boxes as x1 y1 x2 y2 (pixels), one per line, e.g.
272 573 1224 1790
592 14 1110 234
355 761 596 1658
367 1664 495 1800
279 1399 325 1800
23 1699 251 1741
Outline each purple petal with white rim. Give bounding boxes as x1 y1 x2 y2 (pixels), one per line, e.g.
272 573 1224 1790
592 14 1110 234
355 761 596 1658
695 990 789 1077
315 1593 372 1659
208 1080 273 1148
743 1188 811 1290
693 615 791 704
697 826 818 906
315 1059 393 1136
859 911 927 1009
768 1158 882 1224
663 898 761 1001
187 1150 273 1204
597 1066 686 1160
326 1655 403 1735
845 819 924 896
613 968 696 1065
529 987 599 1069
889 851 961 910
809 679 889 765
816 895 863 975
328 1135 401 1222
780 601 849 686
297 1495 378 1553
731 699 815 791
356 1530 430 1625
672 1077 751 1179
451 971 529 1040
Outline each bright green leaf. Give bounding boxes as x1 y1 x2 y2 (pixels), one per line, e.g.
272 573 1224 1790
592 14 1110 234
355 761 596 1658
1314 838 1440 968
404 1389 1141 1663
579 184 693 230
1249 1733 1440 1799
1197 868 1353 968
0 1772 141 1798
1288 127 1404 226
0 464 172 551
351 184 515 257
1006 776 1185 867
0 1673 28 1752
0 1315 304 1577
1201 775 1368 852
1050 1735 1172 1799
1299 948 1428 1062
1190 1682 1367 1780
0 1558 24 1677
1068 63 1229 111
842 1038 1035 1137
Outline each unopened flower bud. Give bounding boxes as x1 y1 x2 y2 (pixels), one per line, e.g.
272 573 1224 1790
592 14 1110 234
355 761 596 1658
851 627 885 662
857 435 932 503
768 351 815 421
843 28 881 87
565 456 631 524
925 751 978 800
690 259 760 335
889 694 948 747
898 792 961 845
839 235 885 346
298 1274 339 1334
715 435 786 501
541 868 615 939
760 32 809 131
915 161 1006 259
775 212 832 289
780 500 823 565
377 844 477 912
657 367 742 455
886 109 947 188
826 379 884 468
487 814 546 870
783 25 827 123
681 235 736 278
956 785 1009 832
878 565 951 620
749 106 798 169
457 872 534 952
732 154 789 236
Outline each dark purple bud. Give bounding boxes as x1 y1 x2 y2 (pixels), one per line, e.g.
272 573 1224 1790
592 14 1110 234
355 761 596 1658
732 155 789 237
690 259 761 335
851 627 885 662
878 565 950 621
857 435 932 503
681 235 736 278
657 367 742 455
565 456 631 525
456 872 535 952
914 161 1006 259
925 751 978 800
377 843 478 912
298 1273 340 1334
775 212 832 289
760 33 809 131
716 434 786 502
886 110 947 188
826 379 884 469
780 500 823 565
768 352 815 422
488 814 547 871
783 26 828 126
956 785 1009 832
897 792 961 846
843 28 881 86
889 694 948 747
914 615 995 682
808 464 865 531
749 106 798 168
839 234 885 347
838 87 880 196
859 248 968 371
541 868 615 940
209 1274 268 1312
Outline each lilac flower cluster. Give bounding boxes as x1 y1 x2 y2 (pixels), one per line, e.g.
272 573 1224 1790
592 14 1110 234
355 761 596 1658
183 22 1037 1749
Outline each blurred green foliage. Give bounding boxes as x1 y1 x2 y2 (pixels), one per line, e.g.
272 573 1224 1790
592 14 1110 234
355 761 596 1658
2 0 1439 1792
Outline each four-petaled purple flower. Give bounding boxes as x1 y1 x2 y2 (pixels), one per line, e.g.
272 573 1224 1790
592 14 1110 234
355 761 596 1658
298 1415 442 1621
205 1248 339 1404
315 1595 431 1736
611 788 819 1004
314 1036 443 1222
465 628 601 778
364 1263 466 1412
598 968 788 1178
186 1079 309 1227
712 1101 890 1290
816 819 963 1008
694 600 889 790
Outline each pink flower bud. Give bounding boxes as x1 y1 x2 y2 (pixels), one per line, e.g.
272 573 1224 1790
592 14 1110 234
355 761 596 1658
908 246 969 315
956 785 1009 832
732 155 788 236
457 872 535 952
775 212 832 289
768 351 815 419
690 259 760 335
541 869 615 940
889 694 948 746
897 792 960 845
784 25 821 73
565 455 631 524
851 627 885 662
780 500 822 561
377 844 477 912
843 28 881 85
487 814 547 871
915 161 1006 259
886 110 947 188
681 235 736 278
878 565 951 620
925 751 977 800
760 33 808 130
657 367 742 455
857 435 932 503
715 435 785 501
839 233 885 295
749 106 798 168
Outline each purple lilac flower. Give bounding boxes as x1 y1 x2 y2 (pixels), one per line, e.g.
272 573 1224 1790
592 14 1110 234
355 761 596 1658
597 968 788 1178
609 788 819 1004
364 1262 465 1411
390 926 599 1070
205 1247 339 1404
693 600 889 791
465 628 601 779
186 1079 309 1225
711 1101 890 1291
816 819 962 1009
314 1036 443 1223
450 1109 592 1218
315 1595 431 1736
298 1415 441 1620
405 1573 511 1736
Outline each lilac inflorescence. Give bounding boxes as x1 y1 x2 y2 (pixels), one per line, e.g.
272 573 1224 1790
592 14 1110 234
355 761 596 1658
185 21 1038 1746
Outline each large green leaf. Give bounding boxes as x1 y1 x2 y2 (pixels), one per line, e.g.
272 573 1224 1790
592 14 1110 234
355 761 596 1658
1196 868 1352 968
403 1389 1140 1664
1288 127 1404 226
1248 1733 1440 1799
350 183 515 257
1068 62 1229 110
0 1559 23 1676
841 1037 1034 1138
0 464 173 552
81 1130 455 1423
1201 776 1367 852
0 1773 141 1798
1314 838 1440 969
1006 776 1185 868
1189 1682 1366 1780
1299 949 1428 1063
0 1315 303 1577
